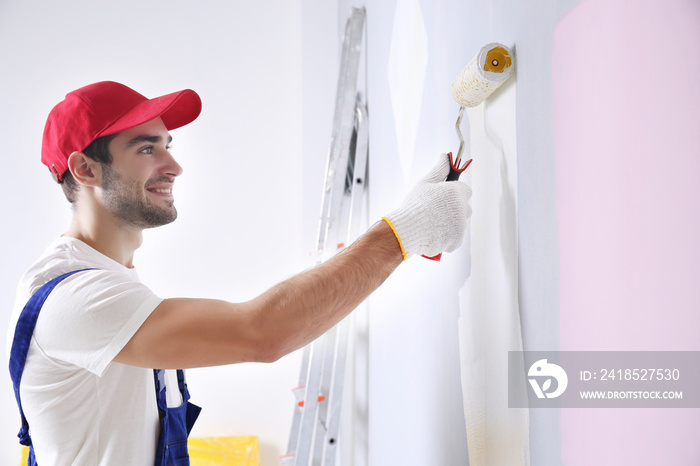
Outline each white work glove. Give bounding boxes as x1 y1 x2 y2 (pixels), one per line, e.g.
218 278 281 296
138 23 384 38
382 153 472 260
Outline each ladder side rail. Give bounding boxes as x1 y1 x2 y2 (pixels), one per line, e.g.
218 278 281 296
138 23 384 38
286 343 312 454
312 325 339 465
293 336 326 466
321 8 365 261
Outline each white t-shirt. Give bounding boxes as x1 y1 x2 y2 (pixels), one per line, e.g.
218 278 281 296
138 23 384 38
6 237 169 465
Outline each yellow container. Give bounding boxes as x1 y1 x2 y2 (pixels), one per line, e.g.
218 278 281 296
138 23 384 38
21 437 260 466
189 436 260 465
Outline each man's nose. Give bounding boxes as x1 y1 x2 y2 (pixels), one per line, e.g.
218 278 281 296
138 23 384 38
162 150 184 177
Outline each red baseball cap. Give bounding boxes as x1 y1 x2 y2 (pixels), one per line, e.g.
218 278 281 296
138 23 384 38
42 81 202 183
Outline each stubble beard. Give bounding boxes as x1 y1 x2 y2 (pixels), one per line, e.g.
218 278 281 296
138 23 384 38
101 164 178 229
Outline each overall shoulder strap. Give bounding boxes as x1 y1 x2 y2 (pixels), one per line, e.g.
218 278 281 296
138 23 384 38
153 369 190 408
9 268 97 447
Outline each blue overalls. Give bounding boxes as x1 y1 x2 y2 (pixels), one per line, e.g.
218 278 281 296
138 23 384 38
9 269 201 465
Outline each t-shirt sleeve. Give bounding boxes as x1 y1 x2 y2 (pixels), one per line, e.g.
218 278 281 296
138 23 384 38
32 269 164 376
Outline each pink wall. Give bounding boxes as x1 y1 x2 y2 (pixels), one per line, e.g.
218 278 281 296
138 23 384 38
554 0 700 463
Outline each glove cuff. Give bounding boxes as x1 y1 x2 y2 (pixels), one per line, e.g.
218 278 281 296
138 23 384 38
382 217 408 261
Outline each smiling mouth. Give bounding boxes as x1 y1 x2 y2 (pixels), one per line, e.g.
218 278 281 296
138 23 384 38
148 188 172 194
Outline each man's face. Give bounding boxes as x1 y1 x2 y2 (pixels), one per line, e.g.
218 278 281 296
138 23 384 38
101 117 183 229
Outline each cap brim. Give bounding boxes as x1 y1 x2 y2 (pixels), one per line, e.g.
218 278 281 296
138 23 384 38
98 89 202 137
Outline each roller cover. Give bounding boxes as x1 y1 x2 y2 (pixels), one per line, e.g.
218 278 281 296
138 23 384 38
451 43 514 107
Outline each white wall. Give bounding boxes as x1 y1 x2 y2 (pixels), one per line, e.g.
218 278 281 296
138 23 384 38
0 1 307 464
348 0 575 464
357 0 472 463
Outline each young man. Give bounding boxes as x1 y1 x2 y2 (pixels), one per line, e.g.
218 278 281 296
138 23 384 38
7 81 472 465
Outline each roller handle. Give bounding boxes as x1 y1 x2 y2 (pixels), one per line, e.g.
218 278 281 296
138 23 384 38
422 152 472 261
446 165 464 182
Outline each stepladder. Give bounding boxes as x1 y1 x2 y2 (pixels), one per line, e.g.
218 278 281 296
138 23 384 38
282 7 368 466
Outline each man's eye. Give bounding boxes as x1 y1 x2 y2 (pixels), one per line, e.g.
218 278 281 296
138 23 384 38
140 146 153 154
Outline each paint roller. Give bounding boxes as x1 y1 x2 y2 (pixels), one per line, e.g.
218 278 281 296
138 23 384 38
423 42 515 261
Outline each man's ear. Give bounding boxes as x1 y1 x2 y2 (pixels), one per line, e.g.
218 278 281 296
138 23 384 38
67 152 101 187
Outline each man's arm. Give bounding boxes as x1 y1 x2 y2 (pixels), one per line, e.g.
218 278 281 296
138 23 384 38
114 220 403 369
115 153 471 369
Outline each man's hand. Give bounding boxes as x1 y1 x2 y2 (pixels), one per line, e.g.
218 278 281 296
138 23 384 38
383 153 473 260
